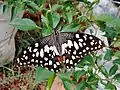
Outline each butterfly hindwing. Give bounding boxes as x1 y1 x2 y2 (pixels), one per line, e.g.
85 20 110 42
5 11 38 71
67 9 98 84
16 36 62 72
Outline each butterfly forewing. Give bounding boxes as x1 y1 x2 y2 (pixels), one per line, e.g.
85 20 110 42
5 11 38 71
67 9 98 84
15 31 105 73
61 32 105 69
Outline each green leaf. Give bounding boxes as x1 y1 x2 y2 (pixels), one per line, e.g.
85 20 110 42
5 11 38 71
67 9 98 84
51 4 62 11
24 1 39 11
104 49 113 60
90 85 97 90
41 15 49 26
10 18 41 31
87 74 99 86
66 12 73 23
42 27 53 37
52 13 60 28
104 27 117 39
109 65 118 76
63 81 73 90
114 51 120 57
113 59 120 65
58 73 71 82
47 74 56 90
113 73 120 83
75 81 86 90
105 82 117 90
107 18 120 29
35 67 54 83
73 70 86 82
61 24 80 32
99 65 109 78
47 12 53 28
97 14 114 22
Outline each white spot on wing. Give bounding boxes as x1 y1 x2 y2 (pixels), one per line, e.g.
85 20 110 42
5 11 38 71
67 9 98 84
78 39 83 42
83 49 86 52
17 58 20 63
72 55 76 60
79 42 83 47
66 59 69 63
28 47 32 52
23 51 27 54
40 49 44 58
86 47 89 50
75 34 80 38
74 41 79 50
31 59 34 62
67 40 73 48
25 56 28 60
54 64 57 68
36 51 39 57
44 57 48 61
35 43 39 47
90 42 94 45
33 48 38 52
44 45 49 53
70 60 73 64
89 36 93 40
73 50 76 55
49 60 52 65
62 43 68 54
35 60 38 63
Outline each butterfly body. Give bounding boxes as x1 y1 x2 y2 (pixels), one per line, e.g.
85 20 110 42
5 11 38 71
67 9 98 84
15 31 105 72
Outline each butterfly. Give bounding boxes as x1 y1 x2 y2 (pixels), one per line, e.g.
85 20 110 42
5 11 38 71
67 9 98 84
15 30 105 73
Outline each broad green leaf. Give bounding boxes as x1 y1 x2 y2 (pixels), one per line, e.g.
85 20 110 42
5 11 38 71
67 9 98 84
73 70 86 82
87 74 99 86
114 51 120 57
113 59 120 65
107 18 120 29
104 27 117 39
104 49 113 60
99 65 109 78
42 27 53 37
35 0 45 6
10 18 40 31
47 74 56 90
58 73 71 82
113 73 120 83
97 14 114 22
75 81 86 90
61 24 80 32
105 82 117 90
84 55 94 66
63 81 73 90
47 12 53 28
52 13 60 28
35 67 54 83
66 12 73 23
41 15 49 26
52 4 62 11
90 85 97 90
109 65 118 76
24 1 39 11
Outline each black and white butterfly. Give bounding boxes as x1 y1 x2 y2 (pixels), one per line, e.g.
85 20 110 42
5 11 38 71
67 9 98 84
15 30 105 73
